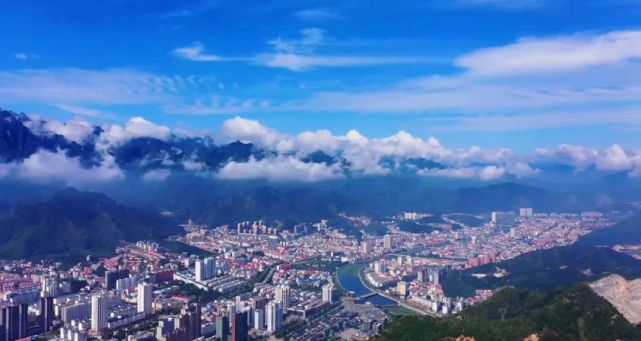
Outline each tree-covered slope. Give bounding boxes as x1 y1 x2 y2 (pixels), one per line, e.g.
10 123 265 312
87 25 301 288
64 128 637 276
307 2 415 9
376 283 641 341
0 188 181 264
442 245 641 297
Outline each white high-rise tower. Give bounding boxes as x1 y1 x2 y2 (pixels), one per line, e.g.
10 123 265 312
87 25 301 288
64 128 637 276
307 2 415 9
274 285 291 309
194 259 205 282
322 284 334 303
137 283 153 315
383 235 392 250
91 293 108 332
266 301 282 332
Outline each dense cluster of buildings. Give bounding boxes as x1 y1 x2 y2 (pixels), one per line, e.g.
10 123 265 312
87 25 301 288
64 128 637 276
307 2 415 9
0 206 620 340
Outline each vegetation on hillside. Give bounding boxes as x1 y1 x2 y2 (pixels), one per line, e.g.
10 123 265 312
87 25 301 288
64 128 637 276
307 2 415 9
442 245 641 297
376 283 641 341
0 188 180 265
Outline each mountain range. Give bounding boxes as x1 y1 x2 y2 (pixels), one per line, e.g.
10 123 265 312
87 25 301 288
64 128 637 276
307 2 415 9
1 108 640 223
1 107 641 264
0 109 265 171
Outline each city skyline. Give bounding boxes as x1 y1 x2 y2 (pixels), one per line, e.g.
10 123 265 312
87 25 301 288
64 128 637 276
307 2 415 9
1 2 641 340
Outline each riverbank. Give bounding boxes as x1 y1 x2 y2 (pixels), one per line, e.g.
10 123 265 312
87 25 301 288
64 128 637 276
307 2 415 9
336 263 396 305
357 265 432 316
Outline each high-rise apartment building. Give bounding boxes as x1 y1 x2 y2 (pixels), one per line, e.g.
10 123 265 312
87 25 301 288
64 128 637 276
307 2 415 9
104 269 130 290
519 208 533 217
137 283 153 315
91 294 108 332
0 304 28 341
265 301 282 333
274 285 291 310
39 296 55 333
322 284 334 303
194 260 205 282
417 267 429 283
253 309 265 330
383 235 392 249
215 315 229 341
231 311 248 341
397 281 408 297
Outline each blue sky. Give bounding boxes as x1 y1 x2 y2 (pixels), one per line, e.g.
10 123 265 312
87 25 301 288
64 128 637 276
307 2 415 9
2 0 641 151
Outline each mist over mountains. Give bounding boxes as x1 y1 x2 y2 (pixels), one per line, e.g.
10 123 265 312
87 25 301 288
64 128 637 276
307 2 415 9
3 108 641 186
1 108 641 228
0 107 641 267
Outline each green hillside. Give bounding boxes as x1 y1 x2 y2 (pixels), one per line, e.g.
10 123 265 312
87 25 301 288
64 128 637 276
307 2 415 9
0 188 181 265
376 283 641 341
442 245 641 297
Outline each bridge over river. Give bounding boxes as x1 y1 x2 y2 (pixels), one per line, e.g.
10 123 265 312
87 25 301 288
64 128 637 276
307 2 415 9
337 263 432 316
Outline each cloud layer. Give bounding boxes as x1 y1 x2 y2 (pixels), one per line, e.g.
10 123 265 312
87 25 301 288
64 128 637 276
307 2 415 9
5 113 641 184
4 150 124 185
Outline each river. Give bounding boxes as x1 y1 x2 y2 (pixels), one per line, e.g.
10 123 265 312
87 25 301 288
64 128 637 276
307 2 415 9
336 263 397 306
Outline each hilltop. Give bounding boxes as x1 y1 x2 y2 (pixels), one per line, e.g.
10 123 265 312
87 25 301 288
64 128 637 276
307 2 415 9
441 244 641 297
375 283 641 341
0 188 181 265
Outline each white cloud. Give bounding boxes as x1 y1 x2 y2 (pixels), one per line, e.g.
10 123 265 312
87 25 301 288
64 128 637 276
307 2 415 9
295 130 340 153
164 96 271 115
16 150 123 184
292 75 641 115
0 68 182 105
171 28 410 71
418 163 539 181
418 165 507 181
535 143 641 174
98 116 171 148
595 144 633 172
277 32 641 134
629 154 641 178
257 53 420 71
423 106 641 132
124 117 171 139
172 42 224 62
182 160 205 172
218 116 520 177
142 169 171 182
456 30 641 76
505 162 540 177
26 119 94 144
534 144 598 169
220 116 283 148
294 9 340 21
5 112 641 183
479 165 507 181
268 28 326 54
14 53 39 60
56 103 111 118
217 156 344 182
255 28 431 71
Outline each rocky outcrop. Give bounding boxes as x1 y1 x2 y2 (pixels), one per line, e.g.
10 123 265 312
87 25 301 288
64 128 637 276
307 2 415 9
590 274 641 324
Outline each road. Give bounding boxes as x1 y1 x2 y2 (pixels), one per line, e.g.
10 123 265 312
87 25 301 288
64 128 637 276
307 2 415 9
260 266 277 284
